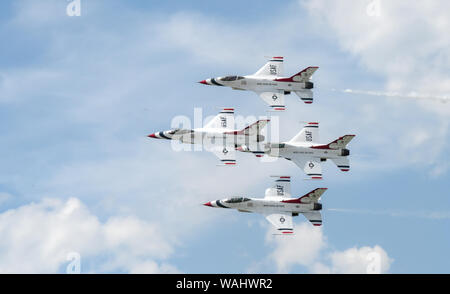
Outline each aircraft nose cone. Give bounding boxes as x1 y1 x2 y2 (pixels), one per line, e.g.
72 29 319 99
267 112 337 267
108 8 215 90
198 80 207 85
147 133 157 138
203 201 212 207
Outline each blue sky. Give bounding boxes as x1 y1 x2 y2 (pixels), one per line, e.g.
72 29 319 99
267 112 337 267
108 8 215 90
0 0 449 273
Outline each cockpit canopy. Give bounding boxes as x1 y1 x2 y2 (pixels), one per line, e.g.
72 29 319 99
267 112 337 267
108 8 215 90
224 197 251 203
167 128 180 135
167 129 193 135
219 76 244 82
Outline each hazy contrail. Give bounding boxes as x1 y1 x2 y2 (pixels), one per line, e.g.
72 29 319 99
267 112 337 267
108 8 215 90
328 208 450 220
335 88 449 103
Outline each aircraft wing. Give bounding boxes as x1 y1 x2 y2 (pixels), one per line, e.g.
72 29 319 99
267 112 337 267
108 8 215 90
264 176 291 198
264 213 293 234
302 211 322 226
256 91 285 111
291 157 322 179
211 144 236 166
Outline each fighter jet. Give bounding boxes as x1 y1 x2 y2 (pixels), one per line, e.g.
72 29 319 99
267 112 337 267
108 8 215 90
203 176 327 234
238 122 355 179
199 56 318 111
147 108 269 166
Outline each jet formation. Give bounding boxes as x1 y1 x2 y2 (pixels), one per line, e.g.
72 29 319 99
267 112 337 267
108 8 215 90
149 56 356 233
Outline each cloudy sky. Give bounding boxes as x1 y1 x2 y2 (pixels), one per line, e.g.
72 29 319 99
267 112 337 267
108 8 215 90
0 0 449 273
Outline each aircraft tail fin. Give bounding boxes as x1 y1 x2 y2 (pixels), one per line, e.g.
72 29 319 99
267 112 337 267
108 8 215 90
282 188 327 204
325 134 355 149
227 119 270 136
275 66 318 83
290 66 318 82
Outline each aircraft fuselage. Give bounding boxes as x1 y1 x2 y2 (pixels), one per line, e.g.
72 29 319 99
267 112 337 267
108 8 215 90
267 142 349 161
205 197 322 215
150 128 262 148
204 75 312 93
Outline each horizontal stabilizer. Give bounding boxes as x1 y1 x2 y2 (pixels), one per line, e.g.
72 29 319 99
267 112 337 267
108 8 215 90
331 157 350 172
302 211 322 226
294 90 313 104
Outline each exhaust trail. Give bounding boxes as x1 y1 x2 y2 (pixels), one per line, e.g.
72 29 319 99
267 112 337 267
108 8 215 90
328 208 450 220
334 88 449 103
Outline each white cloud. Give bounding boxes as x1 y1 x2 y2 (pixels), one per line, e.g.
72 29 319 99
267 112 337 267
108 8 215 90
266 223 325 273
147 4 450 178
0 70 62 103
153 9 327 71
326 245 392 274
299 0 450 176
128 261 181 274
303 0 450 109
262 223 392 274
0 197 178 273
0 0 446 274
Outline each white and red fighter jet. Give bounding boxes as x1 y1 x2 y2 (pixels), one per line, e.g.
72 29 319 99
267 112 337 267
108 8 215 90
147 108 269 166
204 176 327 234
199 56 318 111
238 122 355 180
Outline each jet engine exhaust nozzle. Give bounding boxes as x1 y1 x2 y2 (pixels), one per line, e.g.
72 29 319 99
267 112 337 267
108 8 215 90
313 203 322 211
256 135 265 142
341 148 350 156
